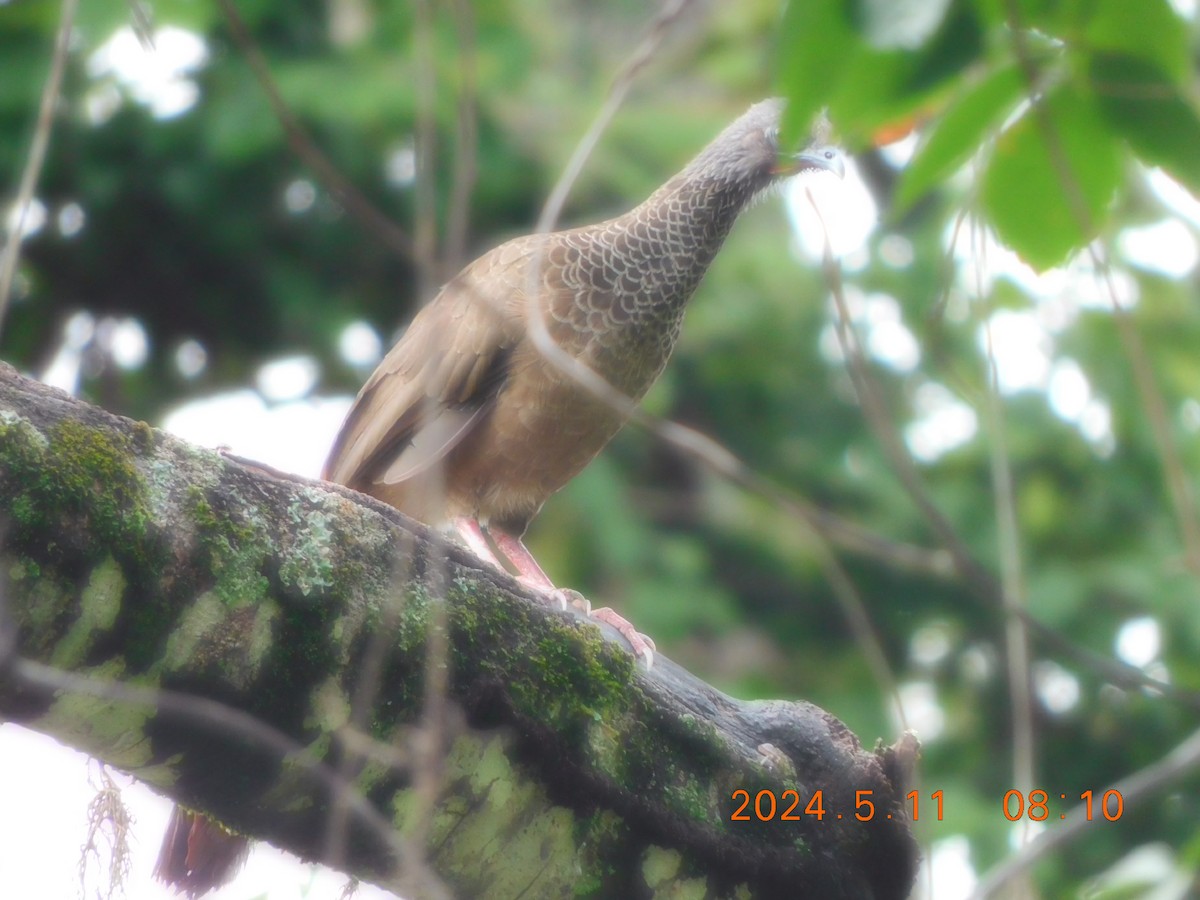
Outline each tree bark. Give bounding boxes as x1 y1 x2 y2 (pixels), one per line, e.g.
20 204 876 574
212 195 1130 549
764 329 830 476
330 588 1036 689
0 362 919 899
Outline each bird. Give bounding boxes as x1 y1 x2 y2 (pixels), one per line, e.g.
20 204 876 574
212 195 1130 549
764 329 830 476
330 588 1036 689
322 96 842 663
154 97 843 896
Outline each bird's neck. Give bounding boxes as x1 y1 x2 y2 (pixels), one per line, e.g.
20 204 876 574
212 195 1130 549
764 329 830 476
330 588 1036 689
569 172 770 397
617 172 768 317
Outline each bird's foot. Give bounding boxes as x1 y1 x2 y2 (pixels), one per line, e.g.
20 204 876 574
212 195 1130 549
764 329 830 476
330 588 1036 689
526 584 654 668
547 587 591 615
515 579 578 611
589 606 656 669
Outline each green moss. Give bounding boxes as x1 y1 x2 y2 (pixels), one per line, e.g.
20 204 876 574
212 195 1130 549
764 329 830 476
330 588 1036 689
449 576 637 733
48 418 151 546
249 585 345 736
187 485 270 608
442 571 750 848
441 573 725 827
0 414 56 530
641 846 683 888
306 676 352 732
157 589 280 689
245 600 278 670
0 415 168 604
130 419 156 452
161 590 229 671
51 555 127 669
6 561 75 657
7 556 40 581
278 496 336 597
36 659 156 769
410 732 584 899
572 809 625 896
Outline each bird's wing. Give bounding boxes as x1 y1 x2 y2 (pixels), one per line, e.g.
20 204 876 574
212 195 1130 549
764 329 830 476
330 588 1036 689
322 245 532 490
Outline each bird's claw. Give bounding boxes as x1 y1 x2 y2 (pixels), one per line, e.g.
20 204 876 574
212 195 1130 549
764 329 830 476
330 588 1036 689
590 606 656 669
547 588 590 615
533 586 654 668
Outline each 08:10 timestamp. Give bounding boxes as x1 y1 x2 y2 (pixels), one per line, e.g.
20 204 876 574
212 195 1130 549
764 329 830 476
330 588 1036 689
1003 789 1124 821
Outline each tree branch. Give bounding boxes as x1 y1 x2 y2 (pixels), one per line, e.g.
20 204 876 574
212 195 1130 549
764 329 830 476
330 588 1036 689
0 363 918 899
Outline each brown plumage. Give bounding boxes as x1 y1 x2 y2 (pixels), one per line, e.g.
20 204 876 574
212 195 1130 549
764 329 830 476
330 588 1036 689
323 98 842 661
155 100 841 896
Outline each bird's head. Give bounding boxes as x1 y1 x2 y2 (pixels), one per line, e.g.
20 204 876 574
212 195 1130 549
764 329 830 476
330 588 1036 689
772 108 845 180
688 98 845 195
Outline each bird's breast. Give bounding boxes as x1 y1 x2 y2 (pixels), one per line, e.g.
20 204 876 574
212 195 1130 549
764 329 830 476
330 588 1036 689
444 341 635 532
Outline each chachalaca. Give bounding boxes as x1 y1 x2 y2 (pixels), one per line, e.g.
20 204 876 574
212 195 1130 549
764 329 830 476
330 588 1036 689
155 96 843 896
322 96 842 661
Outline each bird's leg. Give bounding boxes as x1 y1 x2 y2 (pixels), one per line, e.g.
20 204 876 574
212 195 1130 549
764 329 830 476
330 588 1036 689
453 517 510 572
453 518 570 611
488 529 576 609
490 529 656 668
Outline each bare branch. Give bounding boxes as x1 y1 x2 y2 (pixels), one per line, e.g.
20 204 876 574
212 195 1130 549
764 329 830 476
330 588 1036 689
1002 0 1200 576
443 0 479 277
0 0 78 338
213 0 415 261
0 362 919 899
971 727 1200 898
412 0 439 301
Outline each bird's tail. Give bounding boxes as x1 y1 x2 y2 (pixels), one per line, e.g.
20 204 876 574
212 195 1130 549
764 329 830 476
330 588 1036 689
154 806 250 898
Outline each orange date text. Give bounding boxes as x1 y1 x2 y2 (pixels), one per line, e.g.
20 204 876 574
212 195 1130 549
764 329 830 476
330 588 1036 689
729 789 943 822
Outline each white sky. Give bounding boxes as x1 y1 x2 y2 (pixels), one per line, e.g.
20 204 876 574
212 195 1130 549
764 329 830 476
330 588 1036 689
0 725 396 900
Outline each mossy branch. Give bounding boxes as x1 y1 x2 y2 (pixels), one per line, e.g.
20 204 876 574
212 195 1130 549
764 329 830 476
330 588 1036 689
0 363 918 899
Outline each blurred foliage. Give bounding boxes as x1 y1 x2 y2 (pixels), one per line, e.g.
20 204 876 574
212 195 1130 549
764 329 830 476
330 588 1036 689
3 0 1200 895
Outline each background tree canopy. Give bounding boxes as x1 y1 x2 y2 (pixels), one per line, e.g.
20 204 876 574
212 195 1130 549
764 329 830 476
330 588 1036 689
2 0 1199 896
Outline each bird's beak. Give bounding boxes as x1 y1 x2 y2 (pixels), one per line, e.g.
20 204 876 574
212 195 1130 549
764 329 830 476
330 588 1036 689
775 146 846 179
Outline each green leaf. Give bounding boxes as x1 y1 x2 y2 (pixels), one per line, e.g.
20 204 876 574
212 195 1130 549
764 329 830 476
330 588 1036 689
775 0 859 145
1090 53 1200 198
825 48 920 136
777 0 984 151
981 83 1122 271
1081 0 1190 83
905 2 985 94
853 0 954 50
894 63 1024 212
973 0 1059 29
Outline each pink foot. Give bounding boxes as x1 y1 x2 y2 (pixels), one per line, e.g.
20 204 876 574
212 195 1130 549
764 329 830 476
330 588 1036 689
453 517 509 572
590 607 656 669
519 578 567 609
481 524 656 668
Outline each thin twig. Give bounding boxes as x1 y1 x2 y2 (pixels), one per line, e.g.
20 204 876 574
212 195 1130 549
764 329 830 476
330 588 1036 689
811 181 1200 717
322 552 415 879
1098 252 1200 574
409 530 453 856
6 657 416 887
533 0 695 239
443 0 479 278
974 214 1035 841
125 0 155 49
1002 0 1200 576
213 0 414 260
412 0 439 301
0 0 78 340
970 726 1200 898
